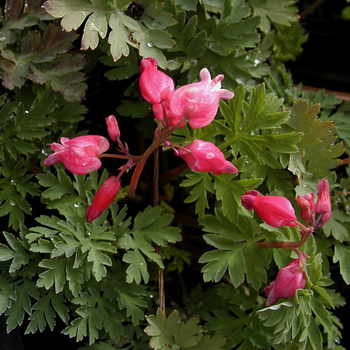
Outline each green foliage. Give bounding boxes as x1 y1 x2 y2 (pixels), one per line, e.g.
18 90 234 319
333 243 350 285
144 308 226 350
180 83 301 220
119 205 182 283
0 86 85 229
198 208 271 289
287 99 344 192
43 0 176 67
0 8 87 101
247 0 298 33
272 22 308 62
0 1 349 349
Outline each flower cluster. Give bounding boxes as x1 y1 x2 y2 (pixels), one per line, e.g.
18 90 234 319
241 179 331 230
241 179 332 305
296 179 332 229
139 57 234 129
43 58 237 221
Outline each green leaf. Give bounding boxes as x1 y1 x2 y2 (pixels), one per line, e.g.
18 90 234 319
0 232 31 273
248 0 298 33
322 209 349 242
198 209 269 289
25 290 69 334
123 249 149 284
181 172 214 217
218 84 300 168
214 175 262 220
0 277 15 316
5 280 39 332
145 309 202 349
29 216 117 282
333 244 350 285
108 13 135 61
0 22 87 101
115 281 148 325
188 334 226 350
28 54 87 102
120 206 181 284
37 258 67 293
62 288 123 344
288 99 344 187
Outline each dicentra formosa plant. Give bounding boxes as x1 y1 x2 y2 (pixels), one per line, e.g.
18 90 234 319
44 58 332 311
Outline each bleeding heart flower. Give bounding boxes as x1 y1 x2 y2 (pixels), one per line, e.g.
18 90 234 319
139 57 175 105
315 179 332 227
165 68 234 128
241 190 297 227
175 140 238 175
86 176 121 222
264 255 307 306
105 115 121 141
296 192 316 225
44 135 109 175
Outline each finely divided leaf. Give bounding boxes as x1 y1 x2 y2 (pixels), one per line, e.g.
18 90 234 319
248 0 298 33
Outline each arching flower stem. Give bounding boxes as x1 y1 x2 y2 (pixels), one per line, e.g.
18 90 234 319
129 117 187 198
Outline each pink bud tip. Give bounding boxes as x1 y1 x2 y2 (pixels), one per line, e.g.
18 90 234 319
315 179 331 215
105 115 121 141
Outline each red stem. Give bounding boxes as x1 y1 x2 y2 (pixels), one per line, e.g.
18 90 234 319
257 232 311 249
128 118 187 198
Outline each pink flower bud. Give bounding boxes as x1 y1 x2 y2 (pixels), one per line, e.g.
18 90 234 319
105 115 120 141
44 135 109 175
315 179 332 226
296 192 316 224
86 176 121 222
241 190 297 227
264 255 307 306
139 57 175 105
166 68 234 128
175 140 238 175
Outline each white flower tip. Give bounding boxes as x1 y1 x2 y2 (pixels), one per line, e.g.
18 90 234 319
221 90 234 100
199 68 211 82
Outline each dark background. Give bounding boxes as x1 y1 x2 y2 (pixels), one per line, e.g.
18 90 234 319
1 0 350 349
287 0 350 94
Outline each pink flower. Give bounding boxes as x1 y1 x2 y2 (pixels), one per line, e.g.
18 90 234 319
315 179 332 226
241 190 297 227
264 256 307 306
296 192 316 225
86 176 121 222
105 115 120 141
44 135 109 175
175 140 238 175
139 57 175 105
166 68 234 128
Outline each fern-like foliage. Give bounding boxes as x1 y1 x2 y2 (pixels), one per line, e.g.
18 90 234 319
0 86 86 229
0 2 87 102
